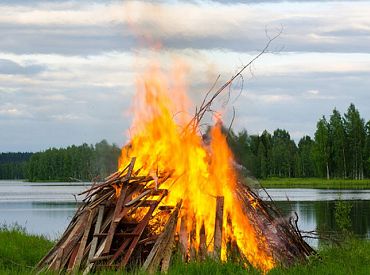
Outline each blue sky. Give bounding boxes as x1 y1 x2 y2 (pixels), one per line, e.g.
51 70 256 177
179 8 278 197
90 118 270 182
1 0 369 151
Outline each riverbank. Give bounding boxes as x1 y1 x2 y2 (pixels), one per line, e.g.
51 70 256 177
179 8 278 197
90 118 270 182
1 226 369 274
260 177 370 189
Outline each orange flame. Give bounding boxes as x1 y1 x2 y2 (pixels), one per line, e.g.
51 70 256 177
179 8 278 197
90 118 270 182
119 63 275 271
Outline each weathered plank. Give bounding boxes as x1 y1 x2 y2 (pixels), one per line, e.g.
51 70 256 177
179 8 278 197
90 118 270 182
213 196 224 260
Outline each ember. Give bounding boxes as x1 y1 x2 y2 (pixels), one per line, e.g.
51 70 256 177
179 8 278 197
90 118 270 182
36 61 314 274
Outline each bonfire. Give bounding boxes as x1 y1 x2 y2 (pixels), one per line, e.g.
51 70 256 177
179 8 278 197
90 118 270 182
36 59 314 274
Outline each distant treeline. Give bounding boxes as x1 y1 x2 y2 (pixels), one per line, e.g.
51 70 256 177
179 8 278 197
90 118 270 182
0 152 33 179
228 103 370 179
0 140 121 181
27 140 121 182
0 103 369 181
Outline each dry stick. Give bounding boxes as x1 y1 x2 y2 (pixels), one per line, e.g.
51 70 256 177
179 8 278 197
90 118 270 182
184 29 282 133
213 196 224 260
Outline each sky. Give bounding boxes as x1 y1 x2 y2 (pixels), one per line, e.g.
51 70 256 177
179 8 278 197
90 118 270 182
1 0 370 152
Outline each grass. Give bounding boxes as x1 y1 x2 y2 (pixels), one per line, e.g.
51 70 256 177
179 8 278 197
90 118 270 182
0 226 369 274
260 177 370 189
0 224 54 275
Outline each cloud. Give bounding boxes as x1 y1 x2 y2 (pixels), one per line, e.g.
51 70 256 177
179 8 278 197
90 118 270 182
0 0 370 151
2 1 370 55
0 103 33 119
0 59 45 75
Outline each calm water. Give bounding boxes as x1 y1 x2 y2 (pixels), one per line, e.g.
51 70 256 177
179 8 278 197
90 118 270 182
1 181 369 245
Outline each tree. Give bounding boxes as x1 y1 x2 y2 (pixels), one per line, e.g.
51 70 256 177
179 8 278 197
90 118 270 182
271 129 296 177
344 103 366 179
329 109 347 178
314 116 331 179
365 120 370 178
297 136 315 177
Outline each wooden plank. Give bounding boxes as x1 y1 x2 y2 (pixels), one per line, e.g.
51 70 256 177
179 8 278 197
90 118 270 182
199 221 207 261
179 213 188 261
48 212 89 271
82 239 106 275
87 205 105 264
110 189 169 265
94 232 139 238
72 208 97 272
103 157 136 254
143 201 181 273
48 248 63 270
36 217 79 269
89 255 113 262
213 196 224 260
67 242 80 271
160 210 179 273
119 203 158 268
189 215 197 260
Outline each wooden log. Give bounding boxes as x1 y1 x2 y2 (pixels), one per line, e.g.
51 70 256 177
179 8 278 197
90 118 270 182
198 221 207 261
213 196 224 260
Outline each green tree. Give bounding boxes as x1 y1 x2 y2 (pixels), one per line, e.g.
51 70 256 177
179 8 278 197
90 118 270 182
271 129 297 177
344 103 366 179
329 109 347 178
365 120 370 178
314 116 331 179
297 135 316 177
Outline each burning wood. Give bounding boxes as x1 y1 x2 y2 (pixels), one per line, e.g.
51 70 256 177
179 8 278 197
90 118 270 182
36 158 314 274
36 45 314 273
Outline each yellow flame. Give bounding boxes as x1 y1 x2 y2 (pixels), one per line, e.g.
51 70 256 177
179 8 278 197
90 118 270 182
119 63 275 271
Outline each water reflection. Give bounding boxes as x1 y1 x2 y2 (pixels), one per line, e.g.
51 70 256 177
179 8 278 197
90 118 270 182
274 200 370 247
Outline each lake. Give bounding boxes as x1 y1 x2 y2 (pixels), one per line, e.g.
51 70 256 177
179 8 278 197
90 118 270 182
1 180 369 247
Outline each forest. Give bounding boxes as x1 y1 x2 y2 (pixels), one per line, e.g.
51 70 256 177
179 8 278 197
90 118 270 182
228 103 370 179
0 103 369 181
0 140 120 181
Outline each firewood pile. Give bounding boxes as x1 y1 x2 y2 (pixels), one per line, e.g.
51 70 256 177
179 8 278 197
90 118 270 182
35 156 314 274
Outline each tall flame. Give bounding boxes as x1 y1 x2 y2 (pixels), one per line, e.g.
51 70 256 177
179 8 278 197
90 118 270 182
119 63 275 271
